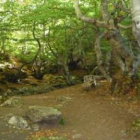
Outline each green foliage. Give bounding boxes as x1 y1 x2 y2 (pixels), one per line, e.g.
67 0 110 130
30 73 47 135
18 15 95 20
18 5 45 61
59 118 65 125
40 137 47 140
17 53 36 63
0 0 132 81
131 119 140 132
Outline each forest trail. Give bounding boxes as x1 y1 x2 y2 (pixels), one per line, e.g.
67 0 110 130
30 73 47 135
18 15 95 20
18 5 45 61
0 83 139 140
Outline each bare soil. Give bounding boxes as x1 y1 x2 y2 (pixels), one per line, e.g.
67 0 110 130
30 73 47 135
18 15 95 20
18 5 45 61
0 82 140 140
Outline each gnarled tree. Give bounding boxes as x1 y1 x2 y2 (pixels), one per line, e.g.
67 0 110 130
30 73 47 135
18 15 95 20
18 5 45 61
74 0 140 94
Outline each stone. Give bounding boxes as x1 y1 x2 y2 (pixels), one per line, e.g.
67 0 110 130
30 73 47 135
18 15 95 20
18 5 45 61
82 82 94 91
72 134 83 139
0 96 22 107
26 106 62 125
57 96 71 102
8 116 30 130
47 137 67 140
45 136 67 140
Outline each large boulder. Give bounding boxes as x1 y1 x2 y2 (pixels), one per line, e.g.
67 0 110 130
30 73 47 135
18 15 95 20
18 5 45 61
25 106 62 125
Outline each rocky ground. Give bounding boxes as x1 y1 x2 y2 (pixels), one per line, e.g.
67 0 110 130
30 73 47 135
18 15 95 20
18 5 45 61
0 82 140 140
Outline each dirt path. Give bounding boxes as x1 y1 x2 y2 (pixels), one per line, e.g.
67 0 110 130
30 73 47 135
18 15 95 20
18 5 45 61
0 84 139 140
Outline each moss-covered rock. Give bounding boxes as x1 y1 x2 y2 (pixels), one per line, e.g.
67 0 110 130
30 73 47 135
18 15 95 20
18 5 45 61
25 106 62 125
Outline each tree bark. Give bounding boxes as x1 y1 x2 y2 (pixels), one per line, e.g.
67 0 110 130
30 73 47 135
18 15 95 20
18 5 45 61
130 0 140 77
94 32 112 81
74 0 134 76
74 0 140 94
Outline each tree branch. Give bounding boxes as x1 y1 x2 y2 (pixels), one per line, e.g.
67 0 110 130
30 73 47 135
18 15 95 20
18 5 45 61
74 0 108 28
117 23 132 29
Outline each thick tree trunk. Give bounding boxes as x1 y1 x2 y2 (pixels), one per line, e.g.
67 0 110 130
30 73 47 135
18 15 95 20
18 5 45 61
94 32 112 81
74 0 140 94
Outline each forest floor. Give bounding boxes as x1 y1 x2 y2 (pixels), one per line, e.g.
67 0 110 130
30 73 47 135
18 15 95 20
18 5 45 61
0 81 140 140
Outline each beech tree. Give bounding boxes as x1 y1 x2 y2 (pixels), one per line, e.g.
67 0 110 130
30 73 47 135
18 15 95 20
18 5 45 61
74 0 140 94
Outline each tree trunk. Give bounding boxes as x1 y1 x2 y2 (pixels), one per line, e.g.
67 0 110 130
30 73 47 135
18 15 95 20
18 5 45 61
130 0 140 78
74 0 140 95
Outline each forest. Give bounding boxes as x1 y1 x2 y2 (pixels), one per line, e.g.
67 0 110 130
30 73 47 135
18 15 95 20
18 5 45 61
0 0 140 140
